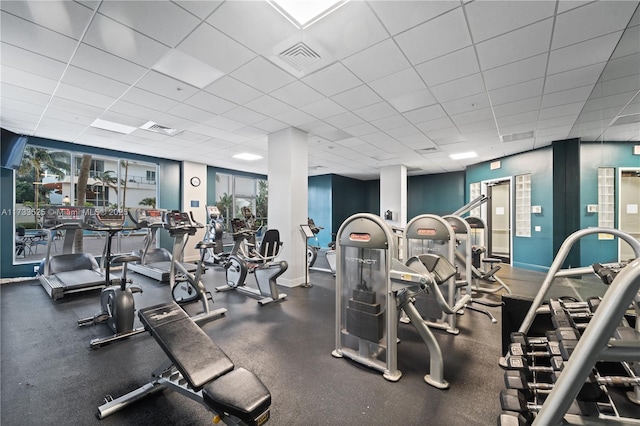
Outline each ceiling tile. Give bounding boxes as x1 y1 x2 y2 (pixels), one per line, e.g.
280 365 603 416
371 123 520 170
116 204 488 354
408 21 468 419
450 107 495 126
476 19 553 70
493 96 542 118
330 84 382 110
343 122 378 137
482 54 547 90
107 99 163 121
368 68 426 100
0 42 67 81
304 1 388 60
300 98 347 119
1 11 78 62
120 87 178 112
184 91 237 115
403 104 448 125
173 0 223 19
369 1 460 35
544 62 606 94
303 62 362 98
416 116 455 133
55 83 117 109
252 118 289 133
135 70 199 101
274 109 316 127
1 66 58 94
441 93 491 116
489 78 544 106
394 8 471 65
231 56 296 93
415 46 479 87
601 53 640 82
541 85 593 109
324 111 365 129
205 76 263 105
389 89 438 113
245 95 295 117
207 1 297 54
431 73 485 103
62 66 130 98
97 0 200 47
465 0 556 43
71 43 148 85
353 101 397 121
83 13 170 68
206 116 246 132
177 23 255 74
342 39 411 83
2 0 94 39
270 81 325 108
552 1 638 50
538 101 584 120
222 106 268 126
167 103 217 123
547 31 623 75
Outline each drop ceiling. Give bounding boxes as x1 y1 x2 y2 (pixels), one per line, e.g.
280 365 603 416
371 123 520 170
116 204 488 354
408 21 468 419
1 0 639 180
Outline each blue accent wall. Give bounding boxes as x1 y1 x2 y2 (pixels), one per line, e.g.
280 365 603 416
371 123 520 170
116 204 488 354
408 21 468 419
308 175 333 247
407 172 465 217
580 142 640 265
0 136 182 278
466 147 554 271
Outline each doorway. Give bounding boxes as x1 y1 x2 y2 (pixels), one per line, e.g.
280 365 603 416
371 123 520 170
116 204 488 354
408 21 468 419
487 179 511 263
619 168 640 262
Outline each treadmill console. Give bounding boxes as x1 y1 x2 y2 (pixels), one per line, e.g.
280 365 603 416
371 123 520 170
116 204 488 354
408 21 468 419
165 211 192 229
132 209 165 228
86 211 126 230
206 205 221 218
42 206 96 228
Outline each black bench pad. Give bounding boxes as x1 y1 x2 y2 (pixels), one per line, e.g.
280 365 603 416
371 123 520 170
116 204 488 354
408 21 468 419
203 367 271 425
138 302 234 390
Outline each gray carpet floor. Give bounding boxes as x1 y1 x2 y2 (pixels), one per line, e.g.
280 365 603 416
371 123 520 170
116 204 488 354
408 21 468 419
1 253 611 426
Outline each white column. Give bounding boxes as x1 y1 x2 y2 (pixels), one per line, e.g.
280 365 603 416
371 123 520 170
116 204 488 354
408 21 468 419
268 128 308 287
182 161 208 262
380 165 407 228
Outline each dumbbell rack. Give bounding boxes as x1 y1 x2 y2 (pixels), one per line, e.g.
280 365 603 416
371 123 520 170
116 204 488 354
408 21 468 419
498 228 640 426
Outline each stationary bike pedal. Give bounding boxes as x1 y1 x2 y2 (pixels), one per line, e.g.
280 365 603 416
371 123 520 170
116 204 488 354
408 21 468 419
103 395 114 403
206 291 214 302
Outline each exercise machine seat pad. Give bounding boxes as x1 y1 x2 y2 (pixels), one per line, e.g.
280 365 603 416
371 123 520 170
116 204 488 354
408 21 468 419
203 367 271 425
138 302 234 390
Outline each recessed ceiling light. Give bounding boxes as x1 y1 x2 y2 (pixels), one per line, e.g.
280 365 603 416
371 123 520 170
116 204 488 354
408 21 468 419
266 0 348 29
449 151 478 160
153 49 225 89
233 153 263 161
90 119 137 134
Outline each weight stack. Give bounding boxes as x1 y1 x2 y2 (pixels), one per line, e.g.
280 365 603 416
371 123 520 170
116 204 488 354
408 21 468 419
346 289 384 342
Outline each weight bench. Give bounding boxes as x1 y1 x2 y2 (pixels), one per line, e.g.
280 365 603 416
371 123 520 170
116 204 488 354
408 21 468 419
97 301 271 425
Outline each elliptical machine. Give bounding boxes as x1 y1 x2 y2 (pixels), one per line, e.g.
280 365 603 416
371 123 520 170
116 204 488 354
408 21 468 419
78 211 146 349
164 210 227 324
306 218 323 267
202 205 227 267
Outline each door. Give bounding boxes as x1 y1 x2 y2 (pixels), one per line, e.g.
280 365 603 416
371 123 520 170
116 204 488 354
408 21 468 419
619 169 640 262
488 180 511 263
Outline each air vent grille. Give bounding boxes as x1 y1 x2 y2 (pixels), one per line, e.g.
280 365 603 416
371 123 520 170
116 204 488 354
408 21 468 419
279 42 322 71
140 121 180 136
501 130 534 143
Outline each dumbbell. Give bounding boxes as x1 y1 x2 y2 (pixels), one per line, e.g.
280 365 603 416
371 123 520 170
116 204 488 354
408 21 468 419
499 388 587 417
510 327 580 349
505 369 604 401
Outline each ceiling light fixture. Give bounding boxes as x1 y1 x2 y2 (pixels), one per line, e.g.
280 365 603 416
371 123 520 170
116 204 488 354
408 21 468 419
449 151 478 160
90 119 137 135
233 153 263 161
266 0 348 29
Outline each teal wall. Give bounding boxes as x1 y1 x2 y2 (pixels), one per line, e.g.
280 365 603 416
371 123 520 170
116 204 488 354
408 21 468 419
308 174 333 247
580 142 640 266
308 174 379 246
1 136 182 279
466 147 554 271
407 171 465 217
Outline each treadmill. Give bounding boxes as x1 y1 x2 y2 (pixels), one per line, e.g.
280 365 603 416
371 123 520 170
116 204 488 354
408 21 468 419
38 206 105 300
128 209 198 282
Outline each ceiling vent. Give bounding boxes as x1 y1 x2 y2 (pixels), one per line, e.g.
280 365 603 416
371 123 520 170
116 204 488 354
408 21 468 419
611 113 640 126
279 42 322 71
269 34 334 78
417 147 438 154
501 130 534 143
140 121 180 136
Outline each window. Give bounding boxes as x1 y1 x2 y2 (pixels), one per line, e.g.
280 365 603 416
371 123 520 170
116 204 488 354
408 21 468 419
515 174 531 237
598 167 615 239
14 145 158 263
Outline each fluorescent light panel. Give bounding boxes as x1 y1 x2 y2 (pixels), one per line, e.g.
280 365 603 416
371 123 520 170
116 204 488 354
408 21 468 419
153 49 225 89
233 153 263 161
449 151 478 160
267 0 348 29
90 119 137 134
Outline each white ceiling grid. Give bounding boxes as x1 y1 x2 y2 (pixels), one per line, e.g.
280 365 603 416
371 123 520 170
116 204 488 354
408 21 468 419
1 0 639 179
